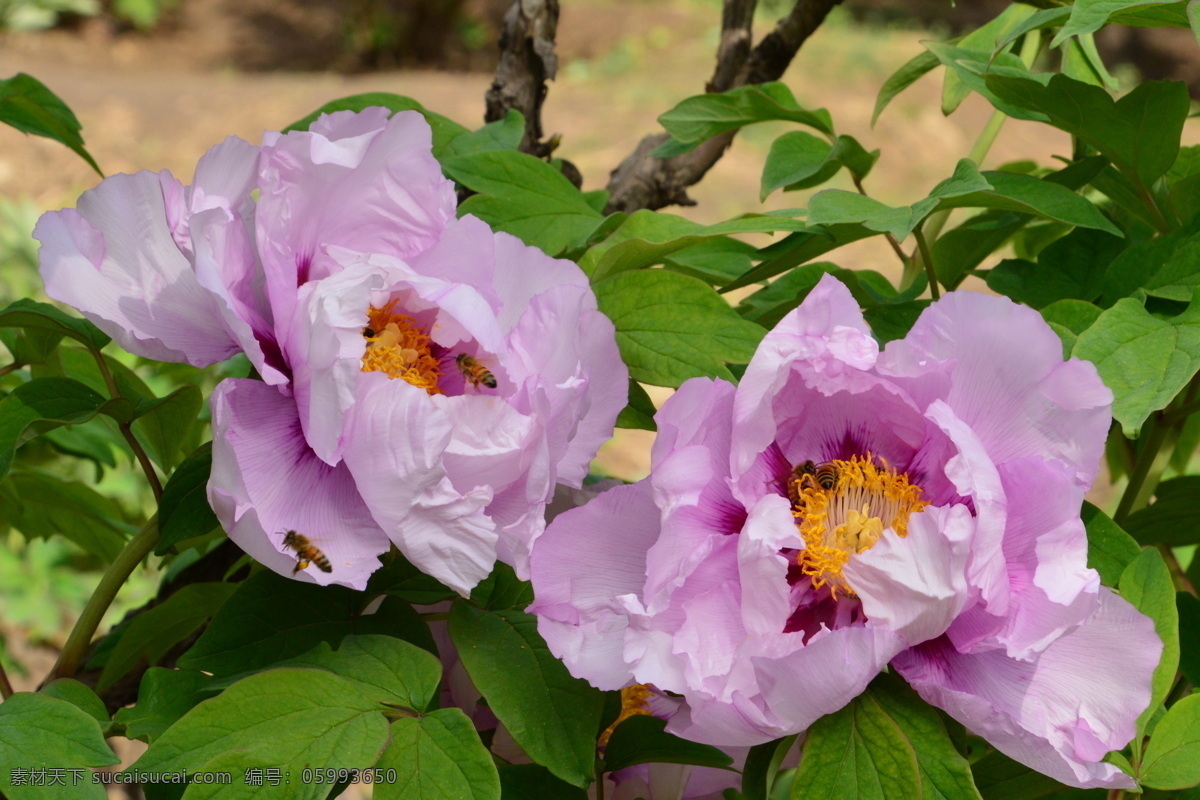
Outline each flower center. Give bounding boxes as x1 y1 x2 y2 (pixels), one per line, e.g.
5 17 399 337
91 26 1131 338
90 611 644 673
789 454 927 599
360 299 443 395
597 684 653 750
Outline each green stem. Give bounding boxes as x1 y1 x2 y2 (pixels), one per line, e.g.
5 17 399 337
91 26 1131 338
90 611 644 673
1108 789 1127 800
912 226 940 300
0 362 21 379
596 763 605 800
44 516 160 684
1114 417 1169 525
87 347 163 501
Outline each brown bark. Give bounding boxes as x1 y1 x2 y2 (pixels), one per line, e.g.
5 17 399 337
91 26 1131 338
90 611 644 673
484 0 561 157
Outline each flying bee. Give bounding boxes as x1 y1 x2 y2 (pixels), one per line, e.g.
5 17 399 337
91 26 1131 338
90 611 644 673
456 353 497 390
282 530 332 575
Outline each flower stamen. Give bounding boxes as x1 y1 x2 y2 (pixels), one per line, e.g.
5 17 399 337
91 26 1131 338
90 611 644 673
789 453 927 599
360 299 443 395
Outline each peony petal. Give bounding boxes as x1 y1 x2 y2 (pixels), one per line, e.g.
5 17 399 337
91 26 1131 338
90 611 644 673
737 494 801 638
529 480 662 690
35 172 241 366
842 504 974 646
894 588 1160 789
208 378 388 590
894 291 1112 487
341 371 497 596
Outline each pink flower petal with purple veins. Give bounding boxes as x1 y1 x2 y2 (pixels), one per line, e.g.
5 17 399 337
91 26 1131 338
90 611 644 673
256 109 456 334
207 379 389 590
893 290 1112 487
529 480 662 690
341 371 497 596
894 588 1160 789
35 172 242 366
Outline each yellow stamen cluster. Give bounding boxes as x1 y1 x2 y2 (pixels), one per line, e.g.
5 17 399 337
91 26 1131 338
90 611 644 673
790 454 927 599
360 299 443 395
597 684 653 751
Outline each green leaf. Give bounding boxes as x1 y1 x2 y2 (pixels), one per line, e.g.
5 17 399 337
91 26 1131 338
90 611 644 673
936 171 1121 237
0 73 102 176
177 571 372 676
931 210 1026 290
0 298 110 351
156 443 219 554
720 225 878 293
864 302 932 345
1061 34 1120 91
942 3 1039 115
1055 0 1186 45
1119 548 1180 737
439 109 525 160
0 469 133 561
499 764 588 800
376 709 501 800
970 748 1073 800
1101 218 1200 305
984 74 1190 189
0 377 118 479
281 93 469 157
662 237 758 285
471 562 535 611
132 385 202 471
442 150 603 256
1123 476 1200 546
761 133 879 199
1073 292 1200 437
994 7 1074 53
738 263 903 329
872 49 940 125
604 714 734 772
789 680 922 800
580 209 806 284
743 735 798 800
987 229 1124 309
616 379 657 432
1041 299 1103 338
1178 592 1200 688
1140 693 1200 789
40 679 109 728
1081 502 1142 587
98 582 237 692
0 693 118 799
212 634 442 712
130 669 390 785
657 83 833 150
594 270 765 387
449 603 604 787
114 668 214 743
367 552 457 606
923 43 1046 122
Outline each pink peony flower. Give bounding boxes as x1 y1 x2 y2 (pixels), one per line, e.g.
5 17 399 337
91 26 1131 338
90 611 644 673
529 274 1160 789
35 108 626 593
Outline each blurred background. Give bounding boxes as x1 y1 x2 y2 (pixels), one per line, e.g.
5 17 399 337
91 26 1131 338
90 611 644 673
0 3 1195 784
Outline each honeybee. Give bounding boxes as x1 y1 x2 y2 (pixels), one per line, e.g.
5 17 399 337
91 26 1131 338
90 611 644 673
785 460 839 506
362 326 376 338
282 531 332 575
456 353 497 390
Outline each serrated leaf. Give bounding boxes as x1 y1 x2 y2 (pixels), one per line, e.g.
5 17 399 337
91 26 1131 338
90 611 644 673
449 603 604 787
0 469 133 561
0 298 110 350
375 709 501 800
177 571 371 676
40 679 108 728
0 73 102 176
984 73 1190 190
281 92 469 157
594 269 765 387
1140 693 1200 789
130 669 390 786
99 582 237 692
579 209 806 283
1081 502 1142 587
0 693 118 799
442 150 603 256
1122 476 1200 546
657 82 833 150
114 667 214 743
156 443 218 554
604 714 734 772
1119 548 1180 737
790 680 921 800
1073 292 1200 437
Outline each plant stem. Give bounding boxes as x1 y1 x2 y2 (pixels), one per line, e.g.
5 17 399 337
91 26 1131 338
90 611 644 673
852 174 910 271
1108 789 1127 800
44 516 160 684
1137 183 1173 235
1114 417 1169 525
87 347 164 501
0 659 13 699
912 226 940 300
1160 544 1197 596
1161 396 1200 427
0 362 21 379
